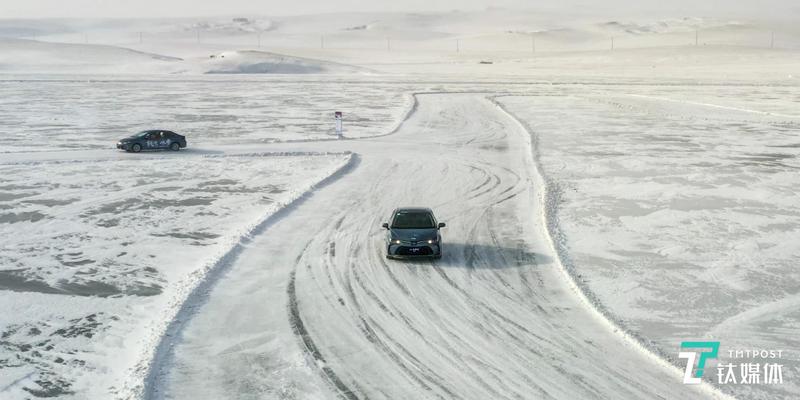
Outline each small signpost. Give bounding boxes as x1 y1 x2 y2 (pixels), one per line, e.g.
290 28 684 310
334 111 343 138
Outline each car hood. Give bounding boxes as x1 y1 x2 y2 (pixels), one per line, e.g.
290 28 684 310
390 228 438 241
120 136 139 142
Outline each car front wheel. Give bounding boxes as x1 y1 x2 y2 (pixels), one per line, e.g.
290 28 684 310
170 142 180 151
131 143 142 153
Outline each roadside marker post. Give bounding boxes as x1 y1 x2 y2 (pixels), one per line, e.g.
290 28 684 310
335 111 343 139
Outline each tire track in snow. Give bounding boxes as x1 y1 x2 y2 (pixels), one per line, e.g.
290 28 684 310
158 93 729 400
142 153 359 400
287 268 363 400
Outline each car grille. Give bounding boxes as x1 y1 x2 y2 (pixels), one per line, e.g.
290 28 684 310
396 246 434 256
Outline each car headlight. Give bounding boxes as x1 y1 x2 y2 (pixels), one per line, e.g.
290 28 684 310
392 239 401 244
427 239 438 244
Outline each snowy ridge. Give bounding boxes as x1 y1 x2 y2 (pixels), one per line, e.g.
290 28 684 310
490 96 737 400
135 152 355 400
179 18 275 35
0 38 182 74
598 18 749 35
377 92 418 137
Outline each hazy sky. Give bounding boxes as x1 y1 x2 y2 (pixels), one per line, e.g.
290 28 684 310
1 0 797 19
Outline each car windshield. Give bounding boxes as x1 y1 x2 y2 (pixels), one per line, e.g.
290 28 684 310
135 131 149 137
392 211 435 229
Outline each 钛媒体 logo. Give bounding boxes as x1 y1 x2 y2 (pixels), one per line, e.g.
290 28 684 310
679 341 785 385
679 341 719 384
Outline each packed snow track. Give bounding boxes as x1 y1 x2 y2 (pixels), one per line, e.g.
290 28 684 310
146 94 721 400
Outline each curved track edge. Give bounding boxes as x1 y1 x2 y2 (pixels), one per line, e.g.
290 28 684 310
138 152 359 400
489 95 737 400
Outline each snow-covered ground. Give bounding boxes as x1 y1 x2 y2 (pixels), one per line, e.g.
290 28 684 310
1 6 799 400
0 152 351 398
0 77 413 152
498 89 800 399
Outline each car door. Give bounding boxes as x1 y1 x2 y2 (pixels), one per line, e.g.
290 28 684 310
153 131 166 149
144 131 159 149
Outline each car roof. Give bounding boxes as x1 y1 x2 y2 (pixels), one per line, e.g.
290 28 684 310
394 207 433 213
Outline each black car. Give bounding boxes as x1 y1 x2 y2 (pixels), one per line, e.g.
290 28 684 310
382 207 446 259
117 130 187 152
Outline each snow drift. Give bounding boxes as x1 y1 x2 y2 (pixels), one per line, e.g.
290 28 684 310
202 50 368 74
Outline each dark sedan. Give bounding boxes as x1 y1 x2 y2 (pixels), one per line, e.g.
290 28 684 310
382 207 446 259
117 130 187 152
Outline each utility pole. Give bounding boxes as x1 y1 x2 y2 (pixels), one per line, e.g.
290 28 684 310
611 36 614 50
456 39 460 53
695 30 699 46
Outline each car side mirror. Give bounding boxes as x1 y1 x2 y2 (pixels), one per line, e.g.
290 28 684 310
382 223 389 229
438 222 446 229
